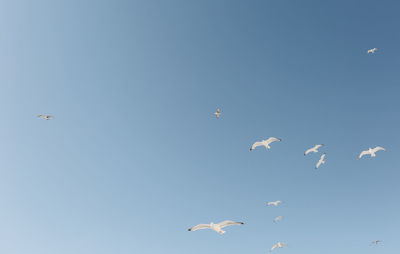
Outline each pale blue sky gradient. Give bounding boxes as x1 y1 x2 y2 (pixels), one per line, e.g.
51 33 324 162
0 1 399 253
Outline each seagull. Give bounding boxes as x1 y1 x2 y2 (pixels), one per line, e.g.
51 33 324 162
367 48 378 54
188 221 244 234
370 240 382 245
273 216 283 223
315 153 326 169
304 144 324 156
37 114 54 120
270 242 288 252
359 146 386 159
267 200 282 207
214 108 221 119
250 137 282 151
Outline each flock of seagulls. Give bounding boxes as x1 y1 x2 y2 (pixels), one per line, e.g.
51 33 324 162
188 99 385 252
36 47 384 253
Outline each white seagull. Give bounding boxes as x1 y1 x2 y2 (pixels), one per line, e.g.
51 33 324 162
315 153 326 169
250 137 282 151
214 108 221 119
37 114 54 120
267 200 282 207
188 221 244 234
304 144 324 156
358 146 386 159
367 48 378 54
273 216 283 223
270 242 288 252
370 240 382 245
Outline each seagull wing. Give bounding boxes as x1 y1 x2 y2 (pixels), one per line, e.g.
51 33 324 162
188 224 211 232
270 244 278 252
250 141 264 151
265 137 282 145
304 147 314 156
359 150 370 159
372 146 386 153
217 221 244 228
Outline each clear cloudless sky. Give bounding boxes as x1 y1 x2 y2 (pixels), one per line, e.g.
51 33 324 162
0 0 399 253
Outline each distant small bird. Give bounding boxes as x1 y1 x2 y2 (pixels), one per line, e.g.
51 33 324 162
304 144 324 156
315 153 326 169
37 114 54 120
270 242 288 252
250 137 282 151
367 48 378 54
273 216 283 223
359 146 386 159
370 240 382 245
214 108 221 119
267 200 282 207
188 221 244 234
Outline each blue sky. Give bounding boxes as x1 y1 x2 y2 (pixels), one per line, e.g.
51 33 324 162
0 0 399 253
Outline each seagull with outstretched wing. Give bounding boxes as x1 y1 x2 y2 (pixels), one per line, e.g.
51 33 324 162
214 108 221 119
367 48 378 54
304 144 324 156
267 200 282 207
315 153 326 169
270 242 287 252
188 220 244 234
37 114 54 120
359 146 386 159
250 137 282 151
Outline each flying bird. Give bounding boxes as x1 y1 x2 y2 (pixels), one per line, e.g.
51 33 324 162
367 48 378 54
37 114 54 120
214 108 221 119
315 153 326 169
359 146 386 159
370 240 382 245
250 137 282 151
304 144 324 156
270 242 288 252
267 200 282 207
273 216 283 223
188 221 244 234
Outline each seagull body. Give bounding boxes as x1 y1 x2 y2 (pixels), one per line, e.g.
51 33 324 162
267 200 282 207
188 221 244 234
250 137 282 151
304 144 324 156
367 48 378 54
37 114 53 120
315 153 326 169
270 242 287 252
214 108 221 119
359 146 386 159
273 216 283 223
370 240 382 245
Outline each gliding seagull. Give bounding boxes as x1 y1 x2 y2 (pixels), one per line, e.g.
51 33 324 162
273 216 283 223
214 108 221 119
37 114 54 120
304 144 324 156
359 146 386 159
270 242 288 252
188 221 244 234
370 240 382 245
267 200 282 207
315 153 326 169
250 137 282 151
367 48 378 54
